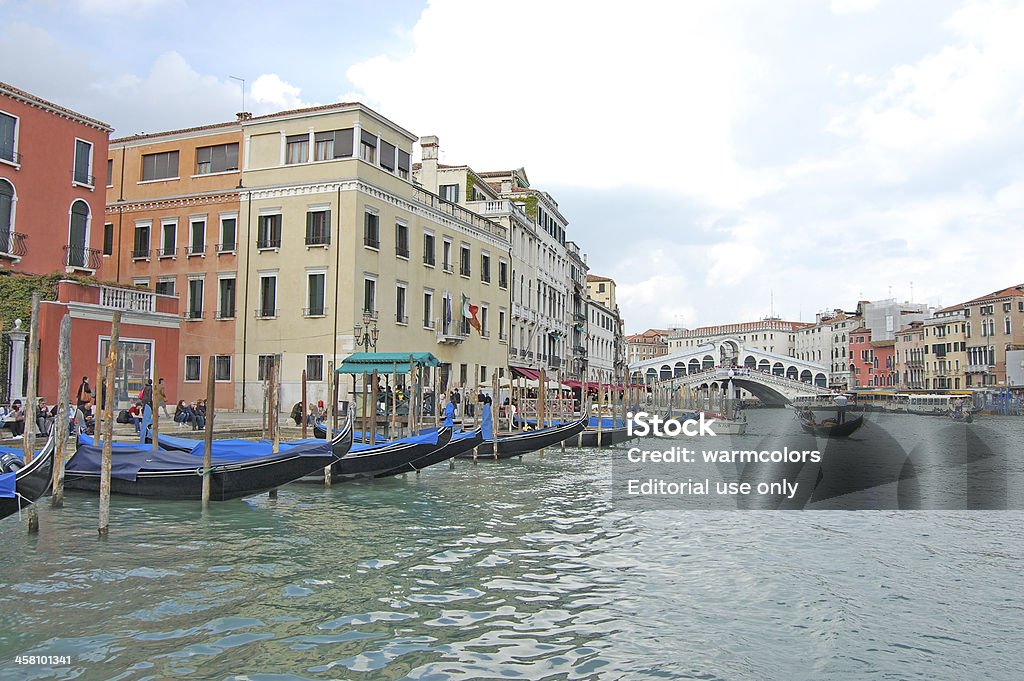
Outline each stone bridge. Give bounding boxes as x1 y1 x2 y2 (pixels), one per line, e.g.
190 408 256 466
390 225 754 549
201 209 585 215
629 341 834 406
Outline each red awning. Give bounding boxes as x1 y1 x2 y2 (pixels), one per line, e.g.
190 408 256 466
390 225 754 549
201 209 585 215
510 366 540 380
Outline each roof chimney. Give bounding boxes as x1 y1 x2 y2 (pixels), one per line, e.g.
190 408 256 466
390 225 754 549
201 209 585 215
418 135 440 191
236 111 253 121
420 135 439 160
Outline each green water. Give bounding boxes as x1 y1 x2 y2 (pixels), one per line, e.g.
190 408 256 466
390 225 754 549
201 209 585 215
1 413 1023 680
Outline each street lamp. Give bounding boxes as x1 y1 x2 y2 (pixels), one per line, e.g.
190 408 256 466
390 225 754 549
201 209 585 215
354 312 380 352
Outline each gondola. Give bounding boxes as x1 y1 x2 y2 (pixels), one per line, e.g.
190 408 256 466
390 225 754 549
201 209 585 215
949 410 974 423
63 423 348 501
148 416 353 458
456 410 589 460
328 427 453 479
906 408 949 417
376 427 484 476
312 421 387 443
575 426 633 447
798 414 864 437
0 432 56 520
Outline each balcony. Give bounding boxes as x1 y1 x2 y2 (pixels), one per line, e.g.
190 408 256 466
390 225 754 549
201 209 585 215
64 244 101 272
573 311 587 323
257 237 281 250
423 254 436 266
0 231 27 259
362 308 379 321
395 245 409 258
254 308 278 319
550 356 562 369
396 314 408 325
131 247 150 260
965 364 991 373
363 237 380 250
436 327 464 345
216 309 235 320
158 245 176 258
72 172 95 188
186 244 206 257
306 230 331 247
217 242 237 254
183 309 204 320
100 285 155 313
574 345 587 355
303 306 327 317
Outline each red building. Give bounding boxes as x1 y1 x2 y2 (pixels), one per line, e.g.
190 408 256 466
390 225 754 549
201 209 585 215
1 81 113 276
849 327 897 388
36 280 180 409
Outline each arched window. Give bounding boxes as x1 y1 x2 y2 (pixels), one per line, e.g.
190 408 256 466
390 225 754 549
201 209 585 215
67 199 91 268
0 179 14 255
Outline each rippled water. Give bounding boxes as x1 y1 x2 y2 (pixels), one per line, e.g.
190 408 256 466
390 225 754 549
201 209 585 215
2 416 1023 680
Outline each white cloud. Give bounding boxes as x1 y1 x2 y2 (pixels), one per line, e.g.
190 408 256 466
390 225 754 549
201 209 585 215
251 73 310 111
72 0 181 14
830 0 879 15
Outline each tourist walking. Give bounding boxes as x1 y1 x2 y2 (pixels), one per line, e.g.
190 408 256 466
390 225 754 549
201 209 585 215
75 376 92 410
156 378 169 417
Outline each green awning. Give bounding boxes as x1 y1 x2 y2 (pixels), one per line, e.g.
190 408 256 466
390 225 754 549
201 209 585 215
335 352 441 375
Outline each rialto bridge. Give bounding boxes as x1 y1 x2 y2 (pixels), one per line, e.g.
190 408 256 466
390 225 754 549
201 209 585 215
629 340 834 406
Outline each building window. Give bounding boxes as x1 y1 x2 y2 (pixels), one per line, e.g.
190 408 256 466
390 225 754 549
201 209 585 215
217 277 235 319
155 278 175 297
196 143 239 174
423 231 435 265
257 214 281 249
306 355 324 382
0 180 12 254
480 252 491 283
187 277 204 319
364 211 379 248
439 184 459 202
363 277 376 317
66 200 90 268
306 209 331 246
184 356 201 382
189 217 205 255
314 128 354 160
359 130 377 163
133 222 150 259
459 244 471 276
259 274 277 317
395 221 409 258
215 355 231 382
285 134 308 164
499 308 507 341
106 158 113 187
73 139 94 186
499 260 509 289
161 220 177 257
98 222 115 256
423 290 433 329
442 239 452 272
379 140 396 171
258 355 276 381
0 112 17 163
306 271 326 316
141 151 179 181
396 284 407 324
481 305 489 337
1006 317 1012 335
397 149 410 180
219 215 237 252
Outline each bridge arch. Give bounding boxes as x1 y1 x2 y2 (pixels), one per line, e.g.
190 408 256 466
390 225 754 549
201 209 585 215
674 361 685 377
786 366 798 380
799 369 812 383
814 372 827 387
773 362 784 376
758 359 770 372
659 365 672 381
743 355 757 369
688 358 700 374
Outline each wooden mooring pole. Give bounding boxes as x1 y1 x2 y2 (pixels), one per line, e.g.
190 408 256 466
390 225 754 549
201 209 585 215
98 311 121 537
301 368 308 439
150 358 160 451
269 356 279 499
324 362 334 487
201 357 217 509
24 294 41 534
52 314 72 508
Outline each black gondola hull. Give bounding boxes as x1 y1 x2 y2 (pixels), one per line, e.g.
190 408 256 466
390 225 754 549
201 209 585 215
574 427 634 448
0 436 55 520
456 413 588 460
331 427 453 478
376 428 483 476
799 415 865 437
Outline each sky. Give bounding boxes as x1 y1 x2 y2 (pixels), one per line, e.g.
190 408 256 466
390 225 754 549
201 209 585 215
3 0 1023 333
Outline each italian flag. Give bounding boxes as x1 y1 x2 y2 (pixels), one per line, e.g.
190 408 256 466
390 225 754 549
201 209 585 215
462 294 481 334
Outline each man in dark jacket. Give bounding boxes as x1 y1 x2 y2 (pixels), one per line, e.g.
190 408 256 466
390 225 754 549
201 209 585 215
76 377 92 409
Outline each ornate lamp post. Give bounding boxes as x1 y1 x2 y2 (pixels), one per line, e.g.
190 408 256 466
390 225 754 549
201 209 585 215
354 312 380 352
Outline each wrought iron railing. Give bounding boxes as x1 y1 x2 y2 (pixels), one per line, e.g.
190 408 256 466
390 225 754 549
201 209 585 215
0 231 27 257
64 244 101 270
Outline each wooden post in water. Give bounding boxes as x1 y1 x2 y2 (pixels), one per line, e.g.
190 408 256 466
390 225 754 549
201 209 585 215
268 356 279 499
558 370 566 453
390 362 398 438
433 369 440 429
361 373 369 443
491 369 499 461
150 359 160 452
406 355 415 438
324 361 334 487
201 358 216 508
597 373 604 448
24 293 41 465
301 368 308 439
370 369 379 444
538 369 546 458
52 314 72 508
98 311 121 537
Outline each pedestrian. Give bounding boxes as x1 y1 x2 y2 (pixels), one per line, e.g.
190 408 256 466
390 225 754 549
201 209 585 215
173 400 189 426
36 398 55 436
127 401 143 434
155 378 169 417
9 399 25 438
192 400 207 431
75 376 92 410
290 401 303 426
443 394 456 427
140 378 154 409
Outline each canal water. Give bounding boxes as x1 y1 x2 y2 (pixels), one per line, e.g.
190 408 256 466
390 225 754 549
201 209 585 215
2 412 1023 680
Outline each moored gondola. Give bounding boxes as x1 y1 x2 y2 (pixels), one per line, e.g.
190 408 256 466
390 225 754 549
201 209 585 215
0 432 56 520
376 427 483 476
329 427 453 479
64 426 346 501
457 410 589 460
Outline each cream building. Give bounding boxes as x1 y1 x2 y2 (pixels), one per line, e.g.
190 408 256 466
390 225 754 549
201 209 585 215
237 105 510 408
923 306 968 391
795 309 862 390
414 141 587 380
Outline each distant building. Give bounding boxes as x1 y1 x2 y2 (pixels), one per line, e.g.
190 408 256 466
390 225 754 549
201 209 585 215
861 299 931 341
586 274 616 310
849 327 897 388
1 80 113 276
923 306 969 390
962 284 1024 388
795 308 862 389
668 319 807 359
627 328 670 365
894 321 926 390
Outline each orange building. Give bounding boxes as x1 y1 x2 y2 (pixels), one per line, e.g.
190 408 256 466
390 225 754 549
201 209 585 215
1 81 112 276
107 121 242 408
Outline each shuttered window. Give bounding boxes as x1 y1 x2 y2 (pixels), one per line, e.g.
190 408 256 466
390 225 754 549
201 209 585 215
196 143 239 174
142 151 179 181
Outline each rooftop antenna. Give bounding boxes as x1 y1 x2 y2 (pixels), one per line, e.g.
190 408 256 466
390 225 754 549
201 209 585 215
770 289 774 318
888 284 892 298
910 281 914 303
229 75 245 115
